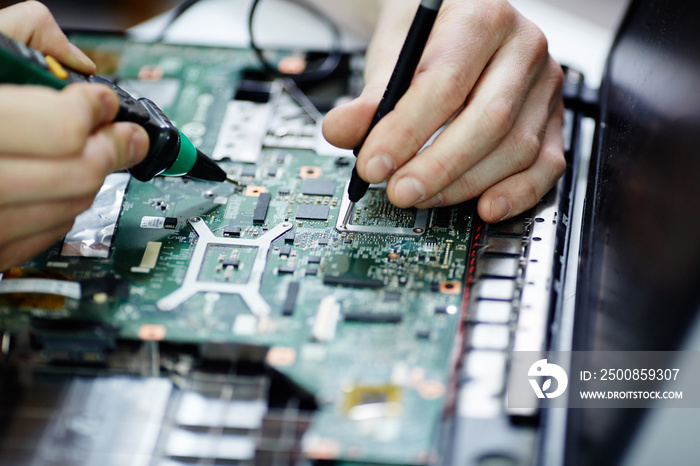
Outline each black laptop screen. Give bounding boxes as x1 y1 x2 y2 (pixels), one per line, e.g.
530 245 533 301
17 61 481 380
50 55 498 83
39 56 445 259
569 0 700 464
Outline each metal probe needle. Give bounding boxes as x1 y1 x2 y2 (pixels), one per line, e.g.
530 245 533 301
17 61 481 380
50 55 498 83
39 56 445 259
341 202 354 229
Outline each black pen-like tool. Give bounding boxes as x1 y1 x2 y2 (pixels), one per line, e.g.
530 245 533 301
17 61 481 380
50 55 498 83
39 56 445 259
341 0 443 229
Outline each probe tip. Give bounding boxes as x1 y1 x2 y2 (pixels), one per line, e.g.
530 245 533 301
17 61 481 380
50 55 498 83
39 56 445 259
341 202 355 229
186 149 227 182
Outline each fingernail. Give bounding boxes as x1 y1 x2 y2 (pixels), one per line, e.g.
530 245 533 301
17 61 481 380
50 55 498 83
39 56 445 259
98 89 118 122
416 193 443 209
365 154 395 183
129 129 149 166
69 43 96 71
394 177 426 206
490 196 512 222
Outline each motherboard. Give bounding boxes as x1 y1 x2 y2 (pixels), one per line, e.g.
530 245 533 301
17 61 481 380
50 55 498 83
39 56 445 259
0 35 480 465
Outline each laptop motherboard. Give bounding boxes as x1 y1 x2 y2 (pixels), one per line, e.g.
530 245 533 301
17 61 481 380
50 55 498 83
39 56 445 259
0 35 481 465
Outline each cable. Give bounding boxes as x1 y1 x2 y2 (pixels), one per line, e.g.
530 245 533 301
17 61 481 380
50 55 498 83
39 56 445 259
154 0 203 43
248 0 342 83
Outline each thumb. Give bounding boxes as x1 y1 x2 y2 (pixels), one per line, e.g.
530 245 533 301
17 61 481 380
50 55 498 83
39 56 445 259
321 0 416 150
322 86 384 150
0 2 95 74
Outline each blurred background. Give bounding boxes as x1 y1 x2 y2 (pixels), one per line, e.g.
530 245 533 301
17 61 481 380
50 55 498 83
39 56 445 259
0 0 628 32
0 0 181 30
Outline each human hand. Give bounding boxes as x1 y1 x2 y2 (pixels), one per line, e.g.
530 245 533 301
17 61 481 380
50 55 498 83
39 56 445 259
323 0 565 223
0 2 149 270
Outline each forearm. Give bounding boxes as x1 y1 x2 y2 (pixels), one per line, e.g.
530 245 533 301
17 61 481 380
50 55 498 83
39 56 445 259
364 0 420 82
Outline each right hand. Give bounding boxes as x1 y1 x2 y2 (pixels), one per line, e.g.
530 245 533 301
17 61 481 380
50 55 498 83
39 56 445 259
0 2 149 271
323 0 565 223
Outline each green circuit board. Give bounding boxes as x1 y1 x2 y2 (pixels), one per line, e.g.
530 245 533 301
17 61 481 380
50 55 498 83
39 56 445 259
0 35 477 465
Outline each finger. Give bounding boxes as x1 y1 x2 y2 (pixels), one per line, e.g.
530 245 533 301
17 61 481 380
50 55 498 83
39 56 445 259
0 83 120 157
322 0 418 150
322 87 385 150
0 122 148 205
388 48 561 208
477 106 566 223
356 1 527 186
414 62 564 209
0 1 95 73
0 195 95 246
0 221 75 272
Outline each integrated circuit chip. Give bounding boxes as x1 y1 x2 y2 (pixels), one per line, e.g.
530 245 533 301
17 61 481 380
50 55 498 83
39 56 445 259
344 312 403 323
253 193 271 224
323 276 384 289
296 205 330 221
240 165 257 177
302 179 336 196
282 282 300 316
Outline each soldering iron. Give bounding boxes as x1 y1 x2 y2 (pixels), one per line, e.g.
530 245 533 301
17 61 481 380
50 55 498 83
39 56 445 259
0 31 226 183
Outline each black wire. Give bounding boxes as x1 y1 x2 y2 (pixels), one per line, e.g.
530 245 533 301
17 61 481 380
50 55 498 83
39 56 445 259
154 0 203 43
248 0 342 83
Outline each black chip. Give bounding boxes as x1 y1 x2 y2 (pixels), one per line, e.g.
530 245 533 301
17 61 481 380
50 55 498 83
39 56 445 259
164 217 178 229
268 167 278 177
234 79 272 103
223 259 240 268
302 179 336 196
433 207 452 228
278 188 290 195
280 245 292 257
305 268 318 276
253 192 271 224
323 276 384 289
431 282 441 292
278 265 295 274
344 238 352 244
429 256 437 262
318 238 329 246
296 205 330 221
383 291 401 302
276 154 287 165
416 328 431 339
344 312 403 323
308 255 322 264
418 255 426 261
224 225 242 237
240 165 257 177
284 232 296 244
335 157 350 166
425 237 437 244
282 282 300 316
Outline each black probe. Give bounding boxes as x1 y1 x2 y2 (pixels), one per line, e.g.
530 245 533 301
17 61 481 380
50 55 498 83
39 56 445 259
341 0 443 228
